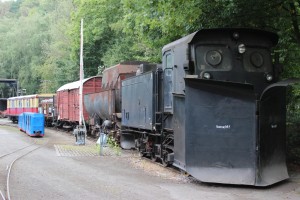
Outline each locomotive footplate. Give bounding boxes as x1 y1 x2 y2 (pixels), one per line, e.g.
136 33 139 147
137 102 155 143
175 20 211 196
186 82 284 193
184 78 295 186
120 131 136 150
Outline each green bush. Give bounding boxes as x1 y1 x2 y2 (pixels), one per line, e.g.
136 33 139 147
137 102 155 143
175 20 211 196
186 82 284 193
286 83 300 164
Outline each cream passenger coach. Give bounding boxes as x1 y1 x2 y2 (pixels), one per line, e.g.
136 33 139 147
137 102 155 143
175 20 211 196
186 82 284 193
6 94 55 122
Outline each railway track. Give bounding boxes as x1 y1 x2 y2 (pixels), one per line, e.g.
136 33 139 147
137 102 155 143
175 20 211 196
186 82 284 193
138 154 190 178
0 139 48 200
1 120 187 185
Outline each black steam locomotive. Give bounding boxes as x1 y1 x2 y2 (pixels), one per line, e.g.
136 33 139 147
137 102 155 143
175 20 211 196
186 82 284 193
119 28 290 186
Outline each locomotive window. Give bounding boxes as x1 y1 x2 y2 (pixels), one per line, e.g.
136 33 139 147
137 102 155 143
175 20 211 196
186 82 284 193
163 52 173 113
195 45 231 71
166 53 173 69
243 48 271 72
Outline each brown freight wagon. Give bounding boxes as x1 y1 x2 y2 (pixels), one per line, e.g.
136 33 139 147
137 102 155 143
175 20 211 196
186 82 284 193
56 76 102 129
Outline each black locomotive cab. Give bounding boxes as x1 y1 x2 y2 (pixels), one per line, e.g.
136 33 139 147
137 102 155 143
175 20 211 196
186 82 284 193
162 28 280 96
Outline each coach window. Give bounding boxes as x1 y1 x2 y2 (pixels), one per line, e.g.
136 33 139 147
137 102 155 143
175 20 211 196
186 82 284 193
163 51 173 113
34 98 37 107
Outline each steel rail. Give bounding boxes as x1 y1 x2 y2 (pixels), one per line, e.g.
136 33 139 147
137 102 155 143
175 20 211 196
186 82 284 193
140 155 182 175
0 143 37 200
0 190 5 200
6 140 48 200
0 143 36 159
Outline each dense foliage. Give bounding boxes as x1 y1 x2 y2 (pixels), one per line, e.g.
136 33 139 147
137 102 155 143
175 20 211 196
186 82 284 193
0 0 75 93
0 0 299 160
1 0 300 92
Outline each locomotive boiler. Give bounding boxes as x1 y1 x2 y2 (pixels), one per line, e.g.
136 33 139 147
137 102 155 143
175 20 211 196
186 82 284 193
120 28 291 186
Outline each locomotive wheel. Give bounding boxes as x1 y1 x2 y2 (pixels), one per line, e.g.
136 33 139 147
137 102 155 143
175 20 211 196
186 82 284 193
139 151 145 157
138 148 145 157
161 156 170 167
162 159 170 167
151 153 157 162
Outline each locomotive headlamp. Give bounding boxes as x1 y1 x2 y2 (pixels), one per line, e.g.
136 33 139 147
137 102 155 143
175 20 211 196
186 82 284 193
233 32 239 39
266 74 273 82
203 72 211 79
238 44 246 54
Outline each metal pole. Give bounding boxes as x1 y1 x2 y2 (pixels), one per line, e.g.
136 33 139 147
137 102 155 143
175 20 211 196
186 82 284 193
100 133 103 156
79 19 84 127
72 18 86 145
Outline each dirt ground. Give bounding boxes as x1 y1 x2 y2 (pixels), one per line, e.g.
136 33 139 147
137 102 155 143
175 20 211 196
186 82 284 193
0 119 300 200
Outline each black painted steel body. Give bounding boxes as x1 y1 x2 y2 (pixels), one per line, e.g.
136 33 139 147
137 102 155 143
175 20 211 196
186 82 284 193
0 98 7 111
122 71 156 130
184 78 289 186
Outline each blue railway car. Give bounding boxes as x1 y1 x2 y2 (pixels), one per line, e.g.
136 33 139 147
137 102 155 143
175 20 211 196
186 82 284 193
18 112 45 137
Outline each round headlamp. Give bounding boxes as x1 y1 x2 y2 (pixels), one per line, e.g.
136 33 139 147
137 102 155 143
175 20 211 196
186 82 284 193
266 74 273 82
203 72 211 79
238 44 246 54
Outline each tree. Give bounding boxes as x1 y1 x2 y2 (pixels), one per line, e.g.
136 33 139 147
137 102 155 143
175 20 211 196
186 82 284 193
0 0 52 93
1 0 300 94
70 0 123 76
0 0 76 93
38 0 76 92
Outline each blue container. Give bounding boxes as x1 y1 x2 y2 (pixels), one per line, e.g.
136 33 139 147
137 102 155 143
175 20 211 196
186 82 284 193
18 113 24 131
23 112 45 137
